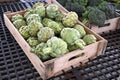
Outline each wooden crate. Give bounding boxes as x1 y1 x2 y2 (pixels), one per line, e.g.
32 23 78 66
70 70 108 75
3 0 107 79
88 17 120 34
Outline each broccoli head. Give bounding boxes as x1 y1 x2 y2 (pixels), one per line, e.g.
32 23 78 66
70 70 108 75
88 0 104 6
98 1 117 19
88 7 106 27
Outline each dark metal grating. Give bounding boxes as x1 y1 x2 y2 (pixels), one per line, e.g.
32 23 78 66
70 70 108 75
0 1 120 80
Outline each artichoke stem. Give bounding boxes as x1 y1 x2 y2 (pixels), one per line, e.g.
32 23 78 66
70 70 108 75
42 47 52 54
75 42 85 50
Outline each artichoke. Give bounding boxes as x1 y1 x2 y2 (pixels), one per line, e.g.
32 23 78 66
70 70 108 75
27 37 39 47
83 34 97 45
24 9 34 19
37 27 54 42
31 43 50 61
74 24 86 37
55 11 65 22
61 28 81 45
46 4 59 18
42 37 68 57
42 18 52 27
33 2 44 9
13 19 26 29
34 5 46 17
61 28 86 50
47 21 64 34
42 18 64 34
11 14 23 22
62 12 78 27
28 20 43 36
68 39 86 51
19 26 30 39
26 14 41 24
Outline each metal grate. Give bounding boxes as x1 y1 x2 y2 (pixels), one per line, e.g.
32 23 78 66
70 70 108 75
0 1 120 80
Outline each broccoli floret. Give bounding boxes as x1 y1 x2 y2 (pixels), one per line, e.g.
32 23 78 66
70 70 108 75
65 2 85 17
116 1 120 9
88 7 106 26
88 0 104 6
72 0 88 6
98 1 117 19
82 7 93 18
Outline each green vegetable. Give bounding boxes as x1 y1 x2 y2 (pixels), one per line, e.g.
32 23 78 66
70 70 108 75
68 39 86 51
116 1 120 9
43 18 64 34
11 14 23 22
42 18 52 27
13 19 26 29
73 0 88 6
24 9 34 19
46 4 59 18
31 43 50 61
83 34 97 45
88 7 106 26
88 0 104 6
37 27 54 42
26 14 41 24
47 21 64 34
62 12 78 27
27 37 39 47
34 5 46 17
74 24 86 38
33 2 44 9
28 20 43 37
98 1 116 19
60 28 81 45
55 11 65 22
19 26 30 39
43 37 68 57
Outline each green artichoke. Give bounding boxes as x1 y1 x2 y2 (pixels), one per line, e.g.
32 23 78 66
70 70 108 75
42 37 68 57
13 19 26 29
74 39 86 50
37 27 54 42
47 21 64 34
60 28 81 45
42 18 52 27
27 37 39 47
62 12 78 27
34 5 46 17
26 14 41 24
24 9 34 19
55 11 65 22
68 39 86 51
33 2 44 9
42 18 64 34
28 20 43 36
11 14 23 22
83 34 97 45
74 24 86 37
19 26 30 39
46 4 59 18
31 43 50 61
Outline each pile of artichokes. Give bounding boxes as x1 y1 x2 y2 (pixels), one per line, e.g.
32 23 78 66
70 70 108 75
11 2 97 61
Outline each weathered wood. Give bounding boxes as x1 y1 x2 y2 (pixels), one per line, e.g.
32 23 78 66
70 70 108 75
90 17 120 34
4 0 107 79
